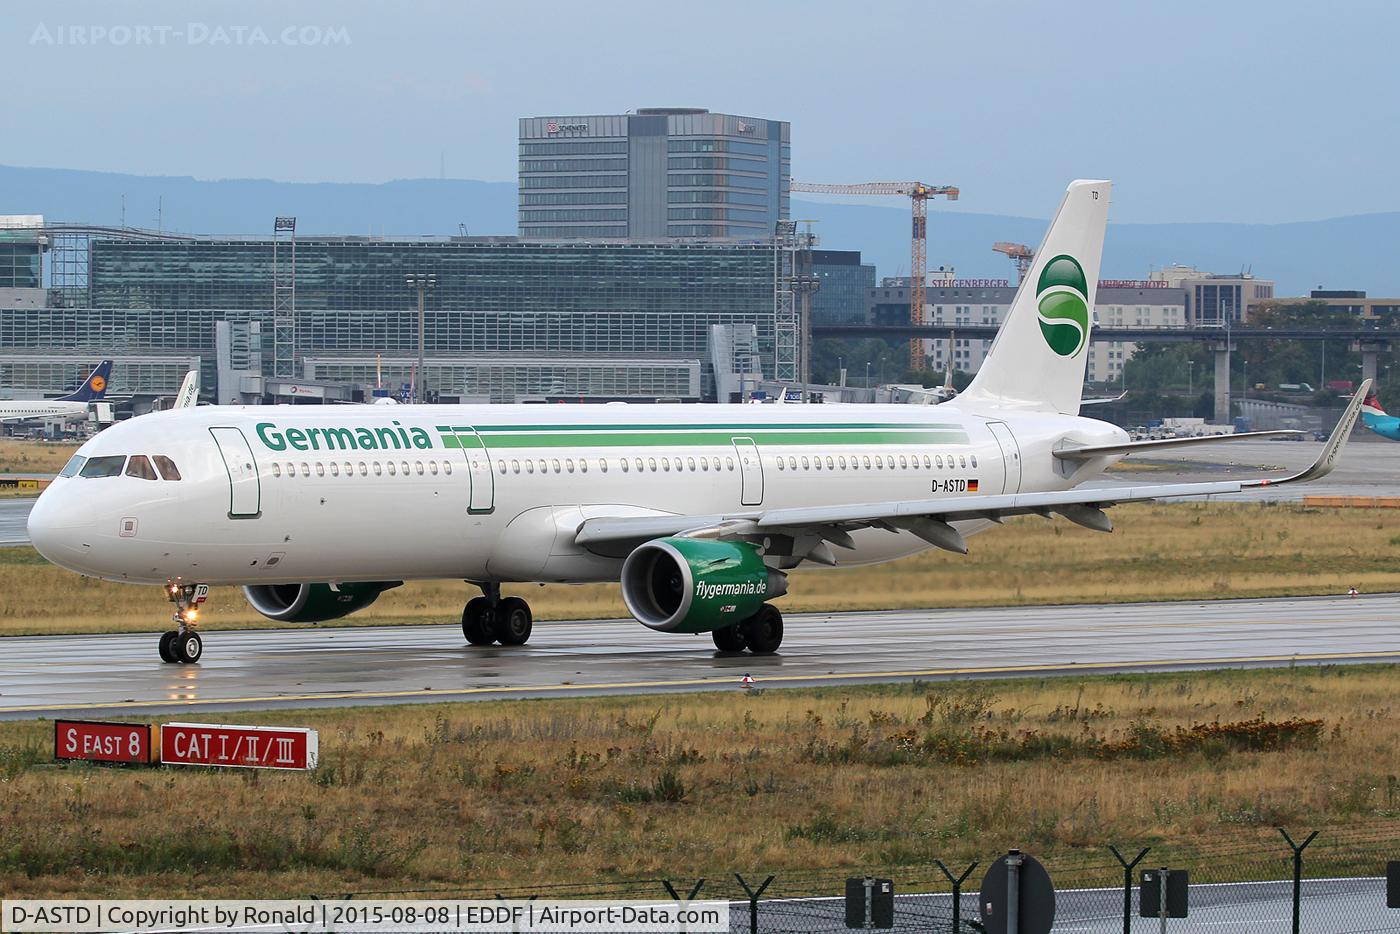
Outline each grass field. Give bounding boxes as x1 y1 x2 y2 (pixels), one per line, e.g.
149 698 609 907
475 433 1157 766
2 502 1398 635
1 666 1397 897
0 438 78 475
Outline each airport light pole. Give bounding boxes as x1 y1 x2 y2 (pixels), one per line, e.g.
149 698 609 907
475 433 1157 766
405 273 436 402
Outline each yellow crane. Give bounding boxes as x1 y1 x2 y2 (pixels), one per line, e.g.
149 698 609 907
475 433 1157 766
993 241 1034 285
791 180 959 369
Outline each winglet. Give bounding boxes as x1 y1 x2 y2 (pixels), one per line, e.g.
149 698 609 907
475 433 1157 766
1246 378 1370 488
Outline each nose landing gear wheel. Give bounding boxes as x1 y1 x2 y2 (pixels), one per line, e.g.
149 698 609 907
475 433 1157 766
175 631 203 664
711 624 746 653
739 604 783 654
158 631 178 663
462 597 496 646
496 597 533 646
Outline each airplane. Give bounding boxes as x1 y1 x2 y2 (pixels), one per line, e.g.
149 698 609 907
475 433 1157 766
26 181 1369 666
1361 391 1400 440
0 360 113 424
171 370 200 410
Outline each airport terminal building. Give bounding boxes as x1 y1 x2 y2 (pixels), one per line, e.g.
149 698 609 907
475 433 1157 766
0 226 792 404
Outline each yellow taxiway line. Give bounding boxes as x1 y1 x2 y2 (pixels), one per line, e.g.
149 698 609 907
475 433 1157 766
5 650 1400 715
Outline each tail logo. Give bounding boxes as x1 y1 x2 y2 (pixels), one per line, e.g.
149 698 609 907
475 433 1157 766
88 375 106 393
1036 254 1090 357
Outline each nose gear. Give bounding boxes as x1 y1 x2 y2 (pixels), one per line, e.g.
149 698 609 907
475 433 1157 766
161 581 209 664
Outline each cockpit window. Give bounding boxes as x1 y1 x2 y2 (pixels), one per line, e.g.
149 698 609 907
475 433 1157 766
79 455 126 478
125 455 159 480
152 455 182 481
58 455 87 478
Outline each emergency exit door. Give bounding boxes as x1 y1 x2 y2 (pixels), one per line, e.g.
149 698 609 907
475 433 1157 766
733 437 764 506
209 427 261 519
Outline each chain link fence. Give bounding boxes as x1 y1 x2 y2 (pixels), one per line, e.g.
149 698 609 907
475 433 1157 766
317 826 1400 932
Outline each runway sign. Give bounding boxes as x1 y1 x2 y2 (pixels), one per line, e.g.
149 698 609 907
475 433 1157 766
54 720 152 764
159 723 318 770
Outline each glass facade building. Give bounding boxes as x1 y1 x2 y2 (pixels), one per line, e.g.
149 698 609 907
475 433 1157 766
3 237 781 401
519 108 790 239
809 250 876 325
0 236 42 289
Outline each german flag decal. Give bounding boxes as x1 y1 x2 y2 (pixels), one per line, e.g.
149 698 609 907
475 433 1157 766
968 479 979 492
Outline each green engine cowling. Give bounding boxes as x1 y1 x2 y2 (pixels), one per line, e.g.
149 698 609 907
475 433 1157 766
620 538 787 633
242 582 402 623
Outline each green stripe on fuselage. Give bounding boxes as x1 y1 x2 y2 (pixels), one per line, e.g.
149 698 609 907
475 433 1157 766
465 429 970 449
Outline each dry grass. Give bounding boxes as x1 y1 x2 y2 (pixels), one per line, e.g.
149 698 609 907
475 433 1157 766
1 666 1397 897
2 502 1398 635
0 439 78 475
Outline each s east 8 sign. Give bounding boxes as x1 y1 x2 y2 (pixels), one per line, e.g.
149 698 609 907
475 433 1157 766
55 720 152 764
160 722 319 770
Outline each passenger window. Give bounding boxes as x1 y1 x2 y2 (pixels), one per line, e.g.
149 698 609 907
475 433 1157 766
430 461 439 475
329 463 339 476
801 456 810 470
388 462 397 476
552 458 561 473
79 455 126 478
443 462 452 475
416 462 425 475
648 457 657 471
635 458 644 472
272 463 282 478
525 460 534 474
960 456 967 468
316 463 325 477
826 456 834 470
374 462 383 476
58 455 87 478
875 457 883 469
511 459 520 473
899 456 908 469
700 458 708 471
566 458 575 473
359 463 368 476
621 459 630 472
662 458 671 472
863 456 872 469
687 457 696 471
300 463 310 477
814 457 823 471
497 460 506 474
343 462 352 476
125 455 159 480
777 458 785 471
599 459 607 473
402 461 410 475
537 459 547 474
971 455 978 468
839 456 847 470
726 457 735 471
285 462 295 477
152 456 182 480
580 459 588 473
788 456 797 470
923 455 931 468
936 455 944 468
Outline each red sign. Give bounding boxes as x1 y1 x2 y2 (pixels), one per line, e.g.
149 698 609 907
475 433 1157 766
55 720 152 764
159 723 319 770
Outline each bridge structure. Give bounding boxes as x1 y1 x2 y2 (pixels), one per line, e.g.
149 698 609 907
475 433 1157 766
812 324 1398 423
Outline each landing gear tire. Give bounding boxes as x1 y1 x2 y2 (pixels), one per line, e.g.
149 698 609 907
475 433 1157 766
496 597 533 646
462 597 496 646
740 604 783 654
158 630 178 663
711 624 746 653
175 631 203 664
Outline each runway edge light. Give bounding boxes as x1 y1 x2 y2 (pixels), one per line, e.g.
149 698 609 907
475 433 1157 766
54 720 153 765
159 722 318 770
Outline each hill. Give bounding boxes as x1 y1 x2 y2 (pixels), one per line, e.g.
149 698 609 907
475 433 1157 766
2 165 1395 295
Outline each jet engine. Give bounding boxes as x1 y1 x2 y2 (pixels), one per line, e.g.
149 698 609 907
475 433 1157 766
620 538 786 633
242 581 402 623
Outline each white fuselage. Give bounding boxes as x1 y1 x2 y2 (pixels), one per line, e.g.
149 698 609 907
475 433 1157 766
26 403 1127 587
0 400 90 423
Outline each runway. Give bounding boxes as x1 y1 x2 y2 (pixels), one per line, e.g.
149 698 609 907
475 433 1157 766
3 593 1399 720
0 497 33 545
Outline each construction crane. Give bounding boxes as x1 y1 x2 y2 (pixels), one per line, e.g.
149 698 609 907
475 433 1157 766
993 241 1034 285
791 181 959 369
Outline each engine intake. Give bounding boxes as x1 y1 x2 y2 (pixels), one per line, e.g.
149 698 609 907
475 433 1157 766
621 538 786 633
243 581 402 623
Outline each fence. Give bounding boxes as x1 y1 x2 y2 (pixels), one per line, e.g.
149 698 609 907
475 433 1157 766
317 826 1400 932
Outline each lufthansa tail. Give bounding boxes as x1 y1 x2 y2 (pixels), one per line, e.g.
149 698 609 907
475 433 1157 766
56 360 112 403
959 180 1111 415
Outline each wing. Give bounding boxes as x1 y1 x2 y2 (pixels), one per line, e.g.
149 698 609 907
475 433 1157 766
576 380 1368 562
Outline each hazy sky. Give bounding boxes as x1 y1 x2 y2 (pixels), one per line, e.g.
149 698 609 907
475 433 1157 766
8 0 1397 223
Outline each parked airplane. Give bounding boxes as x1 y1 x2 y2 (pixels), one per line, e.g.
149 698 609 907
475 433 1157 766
26 182 1369 665
0 361 112 424
1361 392 1400 440
172 371 200 410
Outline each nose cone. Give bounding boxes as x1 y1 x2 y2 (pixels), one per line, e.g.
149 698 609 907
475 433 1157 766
27 485 95 571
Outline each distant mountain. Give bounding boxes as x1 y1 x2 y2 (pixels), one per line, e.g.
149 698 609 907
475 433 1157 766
2 165 1394 295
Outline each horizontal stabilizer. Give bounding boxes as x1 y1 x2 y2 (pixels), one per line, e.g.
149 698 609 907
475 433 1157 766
1053 429 1304 461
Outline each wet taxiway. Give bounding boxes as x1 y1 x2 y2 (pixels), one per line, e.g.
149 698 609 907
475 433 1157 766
3 594 1398 720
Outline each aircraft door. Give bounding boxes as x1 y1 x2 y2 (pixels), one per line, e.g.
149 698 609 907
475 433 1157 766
208 427 261 519
986 422 1022 494
733 437 764 506
449 428 495 514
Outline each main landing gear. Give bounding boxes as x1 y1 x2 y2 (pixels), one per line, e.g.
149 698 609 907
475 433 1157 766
462 582 533 647
159 582 208 664
711 603 783 655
